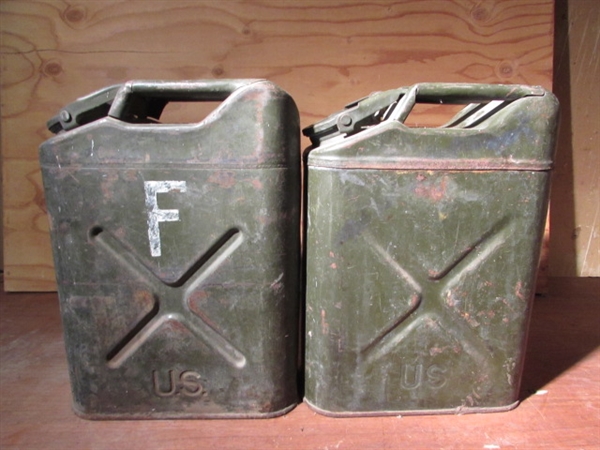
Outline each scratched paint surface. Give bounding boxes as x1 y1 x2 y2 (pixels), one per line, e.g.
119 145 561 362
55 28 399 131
304 85 558 415
305 169 549 414
38 80 301 418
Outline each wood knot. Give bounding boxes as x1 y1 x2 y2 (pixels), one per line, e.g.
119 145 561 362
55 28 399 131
211 65 224 77
497 60 516 79
470 5 491 23
63 5 86 24
42 59 63 77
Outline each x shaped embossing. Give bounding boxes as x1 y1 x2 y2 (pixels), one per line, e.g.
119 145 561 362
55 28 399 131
90 227 246 369
359 217 514 380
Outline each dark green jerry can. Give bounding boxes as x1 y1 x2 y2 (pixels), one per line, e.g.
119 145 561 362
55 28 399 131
40 80 301 419
303 83 559 416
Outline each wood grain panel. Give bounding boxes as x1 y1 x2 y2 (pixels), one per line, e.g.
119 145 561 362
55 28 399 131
1 0 554 291
550 0 599 277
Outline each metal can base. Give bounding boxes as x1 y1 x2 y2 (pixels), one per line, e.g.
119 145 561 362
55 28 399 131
72 401 298 421
303 398 520 418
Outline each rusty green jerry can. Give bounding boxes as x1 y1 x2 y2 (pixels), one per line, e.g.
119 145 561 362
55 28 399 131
303 83 559 416
40 80 301 419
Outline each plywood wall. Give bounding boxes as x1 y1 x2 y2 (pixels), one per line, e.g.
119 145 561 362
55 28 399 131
550 0 599 277
1 0 557 291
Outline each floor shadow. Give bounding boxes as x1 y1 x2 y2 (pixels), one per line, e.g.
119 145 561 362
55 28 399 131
520 278 600 399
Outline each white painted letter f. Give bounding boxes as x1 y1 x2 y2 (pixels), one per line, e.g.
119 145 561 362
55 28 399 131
144 181 187 257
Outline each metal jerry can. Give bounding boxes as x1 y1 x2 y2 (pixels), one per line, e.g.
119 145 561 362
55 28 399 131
39 80 301 419
303 83 559 416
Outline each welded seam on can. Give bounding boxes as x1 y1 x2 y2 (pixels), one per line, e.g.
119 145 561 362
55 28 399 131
307 158 551 171
39 162 291 170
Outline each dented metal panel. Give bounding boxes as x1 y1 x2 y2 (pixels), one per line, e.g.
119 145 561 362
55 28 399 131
40 80 301 419
303 83 559 416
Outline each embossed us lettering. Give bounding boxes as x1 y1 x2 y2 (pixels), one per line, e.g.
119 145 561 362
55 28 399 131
401 363 447 390
152 370 204 397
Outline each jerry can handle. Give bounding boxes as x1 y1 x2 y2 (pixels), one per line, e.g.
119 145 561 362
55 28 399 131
47 79 263 134
107 79 263 124
303 82 547 145
386 82 547 125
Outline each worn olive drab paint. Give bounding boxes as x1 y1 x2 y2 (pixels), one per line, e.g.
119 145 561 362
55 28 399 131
303 83 559 416
40 80 301 419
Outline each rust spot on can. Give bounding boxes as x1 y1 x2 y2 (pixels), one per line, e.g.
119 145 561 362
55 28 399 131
207 171 236 189
321 309 329 335
414 175 448 202
515 281 527 301
188 290 209 304
429 269 441 279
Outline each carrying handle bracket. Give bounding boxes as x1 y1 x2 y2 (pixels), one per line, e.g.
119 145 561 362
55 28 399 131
47 84 121 134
